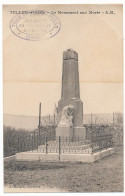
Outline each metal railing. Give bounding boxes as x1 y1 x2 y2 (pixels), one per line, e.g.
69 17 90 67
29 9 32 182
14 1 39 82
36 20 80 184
4 123 122 157
16 133 113 155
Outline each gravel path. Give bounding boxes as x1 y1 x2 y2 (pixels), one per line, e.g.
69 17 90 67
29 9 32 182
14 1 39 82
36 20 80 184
4 146 123 192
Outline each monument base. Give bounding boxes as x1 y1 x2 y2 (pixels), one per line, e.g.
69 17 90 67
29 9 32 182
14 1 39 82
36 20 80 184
56 127 73 138
15 148 115 162
73 127 86 139
56 126 86 139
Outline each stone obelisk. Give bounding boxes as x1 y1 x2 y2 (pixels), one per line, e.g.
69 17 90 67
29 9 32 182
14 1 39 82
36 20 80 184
56 49 86 138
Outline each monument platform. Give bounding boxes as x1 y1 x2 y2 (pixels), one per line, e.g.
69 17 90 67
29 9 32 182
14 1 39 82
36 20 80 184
15 148 115 162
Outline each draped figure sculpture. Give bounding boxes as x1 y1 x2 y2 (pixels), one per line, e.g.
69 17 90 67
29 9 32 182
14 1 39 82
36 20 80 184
58 105 74 128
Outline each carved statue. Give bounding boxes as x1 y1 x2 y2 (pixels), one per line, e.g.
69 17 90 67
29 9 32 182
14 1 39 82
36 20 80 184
58 105 74 127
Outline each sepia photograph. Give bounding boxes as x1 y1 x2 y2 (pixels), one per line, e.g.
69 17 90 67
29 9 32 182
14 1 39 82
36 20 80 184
3 4 123 193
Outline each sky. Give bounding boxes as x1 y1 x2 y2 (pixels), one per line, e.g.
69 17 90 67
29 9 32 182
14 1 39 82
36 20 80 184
3 4 123 116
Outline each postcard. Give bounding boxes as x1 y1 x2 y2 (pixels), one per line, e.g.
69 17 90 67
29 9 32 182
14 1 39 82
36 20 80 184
3 4 123 193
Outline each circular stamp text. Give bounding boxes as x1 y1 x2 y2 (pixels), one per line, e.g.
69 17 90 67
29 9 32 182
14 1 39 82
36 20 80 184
10 10 61 41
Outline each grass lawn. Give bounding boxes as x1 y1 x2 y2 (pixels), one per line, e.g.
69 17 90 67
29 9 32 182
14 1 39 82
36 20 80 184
4 146 124 192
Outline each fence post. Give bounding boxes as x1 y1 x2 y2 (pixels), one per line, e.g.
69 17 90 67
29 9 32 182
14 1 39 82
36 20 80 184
106 134 107 149
37 133 38 152
54 114 55 126
49 114 51 124
18 136 20 152
29 135 30 151
46 137 48 154
113 113 115 125
32 135 33 152
91 143 94 154
59 136 61 161
91 114 93 126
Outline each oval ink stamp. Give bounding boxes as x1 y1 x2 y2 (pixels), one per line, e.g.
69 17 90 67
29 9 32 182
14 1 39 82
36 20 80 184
10 10 61 41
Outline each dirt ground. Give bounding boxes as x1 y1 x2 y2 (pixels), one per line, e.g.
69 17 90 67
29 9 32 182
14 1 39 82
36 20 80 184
4 146 124 192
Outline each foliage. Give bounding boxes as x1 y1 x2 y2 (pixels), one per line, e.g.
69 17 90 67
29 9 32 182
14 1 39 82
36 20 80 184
4 126 32 157
4 126 56 157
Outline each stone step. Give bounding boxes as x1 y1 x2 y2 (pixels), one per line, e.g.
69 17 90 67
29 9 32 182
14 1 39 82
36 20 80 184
38 142 91 147
38 145 92 152
46 140 91 146
38 144 100 154
37 149 92 153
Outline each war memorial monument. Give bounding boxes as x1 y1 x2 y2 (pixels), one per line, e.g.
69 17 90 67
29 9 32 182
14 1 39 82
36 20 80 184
15 49 115 162
56 49 86 139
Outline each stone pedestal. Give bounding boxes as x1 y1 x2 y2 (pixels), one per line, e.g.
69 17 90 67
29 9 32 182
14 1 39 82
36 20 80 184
56 127 73 138
73 127 86 139
56 126 86 139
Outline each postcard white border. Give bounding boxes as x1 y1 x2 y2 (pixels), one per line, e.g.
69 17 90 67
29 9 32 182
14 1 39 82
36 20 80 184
0 0 124 196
